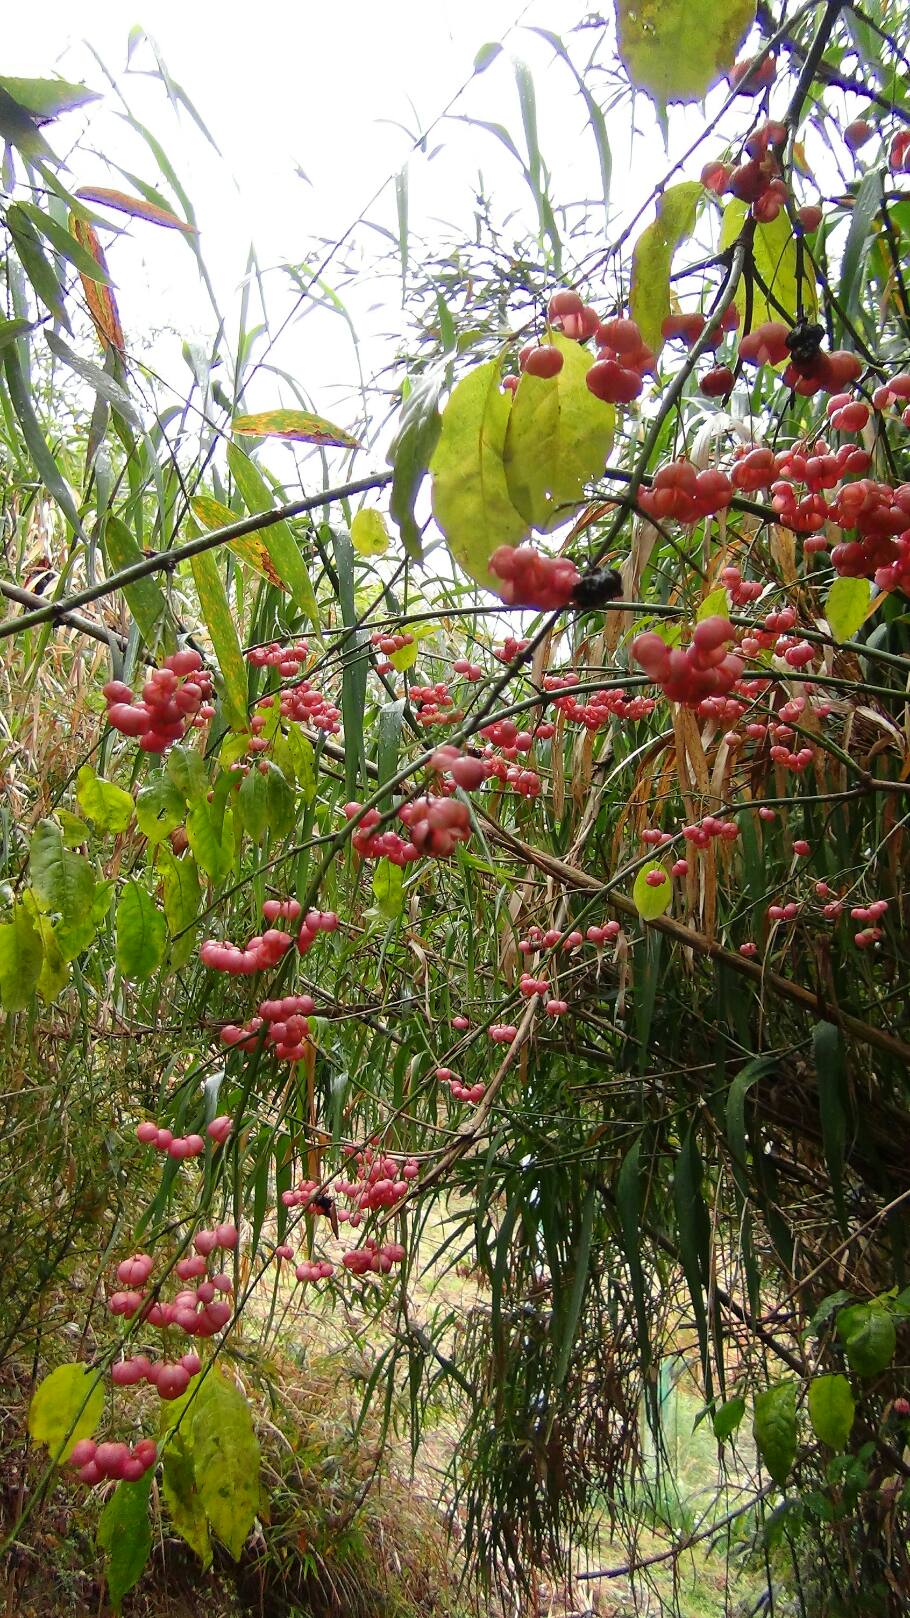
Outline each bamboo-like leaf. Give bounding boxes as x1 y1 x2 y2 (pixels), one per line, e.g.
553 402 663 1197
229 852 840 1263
190 546 249 732
76 185 196 232
232 408 360 449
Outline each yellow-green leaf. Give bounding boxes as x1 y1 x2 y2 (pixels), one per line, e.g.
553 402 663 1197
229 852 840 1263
232 408 360 449
430 358 529 586
161 1432 211 1567
632 859 673 920
503 331 614 533
157 846 201 970
190 494 288 590
189 547 249 732
190 1367 261 1560
28 1362 104 1462
76 764 134 833
227 444 321 630
351 508 390 557
373 858 404 919
0 901 42 1011
630 183 701 353
825 576 871 643
720 199 817 328
616 0 756 105
697 585 730 621
29 820 96 960
136 776 186 845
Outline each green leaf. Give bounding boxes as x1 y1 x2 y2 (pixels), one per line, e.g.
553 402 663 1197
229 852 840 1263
190 493 287 588
287 726 316 802
720 200 816 327
389 368 446 560
372 858 404 920
236 762 295 844
825 576 871 642
157 846 201 969
6 204 68 324
33 909 69 1002
4 349 84 535
713 1395 746 1441
351 508 390 557
104 515 176 653
840 168 883 332
0 901 42 1011
808 1374 855 1450
697 585 730 621
116 881 166 980
58 809 89 847
29 820 96 959
19 203 110 283
136 776 186 844
389 638 419 672
503 331 614 532
166 745 209 804
76 764 134 833
630 183 701 352
430 357 529 586
161 1431 211 1567
753 1381 797 1486
0 85 54 160
837 1303 896 1376
0 317 34 351
189 547 248 732
632 858 672 919
28 1362 104 1462
616 0 755 106
616 1136 652 1392
813 1021 848 1233
187 800 234 883
227 443 321 630
97 1475 152 1613
232 408 360 449
0 75 100 119
474 41 503 72
190 1367 261 1560
672 1126 711 1390
44 330 137 426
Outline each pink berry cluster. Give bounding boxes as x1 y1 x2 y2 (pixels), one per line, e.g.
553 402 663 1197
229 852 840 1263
246 639 308 673
341 1237 406 1276
409 682 462 729
67 1435 157 1486
295 1257 335 1284
135 1115 232 1157
682 816 740 849
452 656 484 680
103 649 214 753
632 616 743 707
221 993 315 1062
253 668 340 736
336 1146 420 1215
488 545 580 611
518 920 621 952
436 1066 486 1103
543 672 656 729
494 636 531 663
370 629 414 673
430 744 488 791
345 796 471 863
107 1227 236 1359
639 460 734 523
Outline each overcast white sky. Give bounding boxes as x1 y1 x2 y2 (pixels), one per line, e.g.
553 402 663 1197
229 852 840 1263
6 3 630 422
